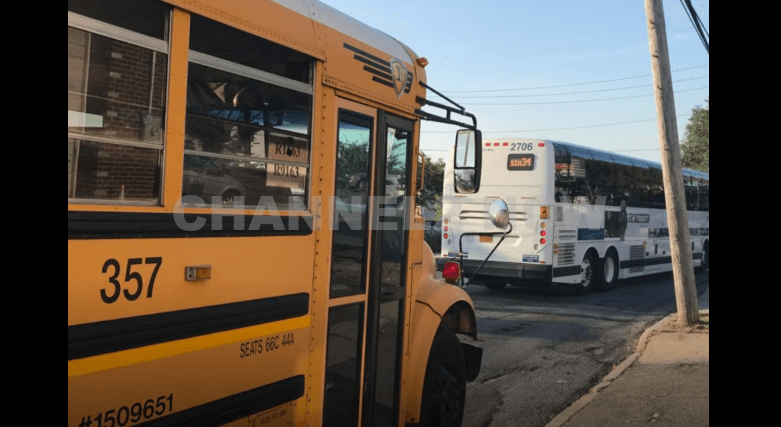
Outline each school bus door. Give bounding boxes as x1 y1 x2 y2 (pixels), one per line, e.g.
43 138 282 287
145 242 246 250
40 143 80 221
324 98 414 427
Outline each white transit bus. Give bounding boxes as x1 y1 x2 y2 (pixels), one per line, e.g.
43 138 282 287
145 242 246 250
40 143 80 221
440 138 709 293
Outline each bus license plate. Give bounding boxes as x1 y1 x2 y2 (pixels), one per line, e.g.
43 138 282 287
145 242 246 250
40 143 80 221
480 235 493 243
523 255 539 263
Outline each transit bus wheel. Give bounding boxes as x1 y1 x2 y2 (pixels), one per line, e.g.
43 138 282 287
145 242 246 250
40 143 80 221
574 251 596 295
419 330 466 427
596 251 619 292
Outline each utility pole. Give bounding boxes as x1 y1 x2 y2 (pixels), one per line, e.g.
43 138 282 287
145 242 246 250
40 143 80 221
645 0 699 326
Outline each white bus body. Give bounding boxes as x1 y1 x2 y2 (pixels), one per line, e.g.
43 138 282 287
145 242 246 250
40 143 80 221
440 138 709 293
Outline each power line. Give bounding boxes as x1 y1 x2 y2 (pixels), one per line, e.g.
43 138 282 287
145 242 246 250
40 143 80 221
438 64 709 94
448 75 708 99
461 86 707 106
420 113 692 135
681 0 709 54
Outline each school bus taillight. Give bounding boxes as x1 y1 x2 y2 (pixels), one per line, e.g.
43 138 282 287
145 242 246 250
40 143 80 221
442 262 461 283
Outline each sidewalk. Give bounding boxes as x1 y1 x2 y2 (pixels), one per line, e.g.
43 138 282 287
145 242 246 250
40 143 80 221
545 288 709 427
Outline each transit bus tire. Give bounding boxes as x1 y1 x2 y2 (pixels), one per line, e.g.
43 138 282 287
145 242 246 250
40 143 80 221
596 252 619 292
485 281 507 290
419 330 466 427
574 252 597 295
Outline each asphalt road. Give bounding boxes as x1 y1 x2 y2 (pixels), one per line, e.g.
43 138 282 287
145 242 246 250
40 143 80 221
457 270 710 427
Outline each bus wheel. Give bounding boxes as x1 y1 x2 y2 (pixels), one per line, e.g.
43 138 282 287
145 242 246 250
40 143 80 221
596 252 619 292
574 252 596 295
485 281 507 290
419 330 466 427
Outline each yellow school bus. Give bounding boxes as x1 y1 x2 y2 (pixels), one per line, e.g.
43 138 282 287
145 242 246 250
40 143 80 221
68 1 484 426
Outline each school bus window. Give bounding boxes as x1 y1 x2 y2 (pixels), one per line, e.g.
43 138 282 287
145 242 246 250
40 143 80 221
67 4 169 203
330 113 372 298
67 0 170 41
188 14 312 85
184 15 313 209
323 303 364 427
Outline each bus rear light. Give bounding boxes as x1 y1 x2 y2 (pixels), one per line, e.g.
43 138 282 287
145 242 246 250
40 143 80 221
444 218 449 224
540 238 547 244
444 226 449 232
502 142 509 146
416 57 429 67
538 143 545 147
540 230 547 237
485 143 491 147
493 143 500 146
444 233 449 239
442 261 461 283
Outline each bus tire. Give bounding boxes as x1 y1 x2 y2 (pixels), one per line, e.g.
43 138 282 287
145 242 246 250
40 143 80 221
596 251 619 292
419 330 466 427
574 251 597 295
485 281 507 290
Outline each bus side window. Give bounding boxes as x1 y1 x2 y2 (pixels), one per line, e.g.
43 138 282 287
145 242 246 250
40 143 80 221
613 164 634 207
684 175 699 211
649 166 665 209
183 15 314 210
554 143 570 203
68 0 170 204
697 178 709 212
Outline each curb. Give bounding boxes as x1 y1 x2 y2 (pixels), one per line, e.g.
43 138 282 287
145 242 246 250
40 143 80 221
543 312 676 427
544 283 709 427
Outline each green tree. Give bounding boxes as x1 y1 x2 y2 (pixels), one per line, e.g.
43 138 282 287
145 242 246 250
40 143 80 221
681 98 709 172
417 153 446 208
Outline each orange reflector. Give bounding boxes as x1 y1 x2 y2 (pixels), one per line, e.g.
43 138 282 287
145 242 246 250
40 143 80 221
186 265 212 281
442 261 461 282
540 206 550 219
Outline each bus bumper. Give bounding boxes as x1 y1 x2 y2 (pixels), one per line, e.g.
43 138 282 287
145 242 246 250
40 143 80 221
438 258 553 283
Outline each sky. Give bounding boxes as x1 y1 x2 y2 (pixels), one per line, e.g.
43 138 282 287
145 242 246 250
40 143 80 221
317 0 709 163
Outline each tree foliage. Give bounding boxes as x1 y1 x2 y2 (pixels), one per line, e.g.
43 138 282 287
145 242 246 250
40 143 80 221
681 98 709 173
417 153 446 208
